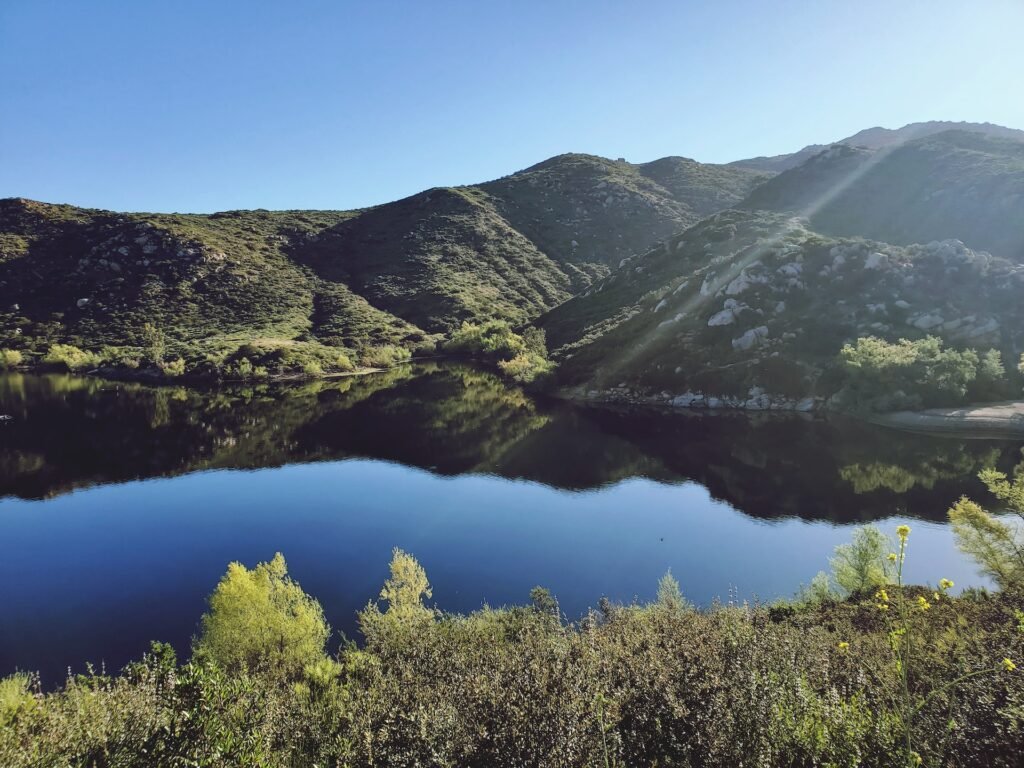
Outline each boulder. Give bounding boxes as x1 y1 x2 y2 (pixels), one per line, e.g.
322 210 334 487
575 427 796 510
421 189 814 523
732 325 770 351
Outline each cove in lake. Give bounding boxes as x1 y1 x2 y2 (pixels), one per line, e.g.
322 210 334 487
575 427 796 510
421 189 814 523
1 364 1021 686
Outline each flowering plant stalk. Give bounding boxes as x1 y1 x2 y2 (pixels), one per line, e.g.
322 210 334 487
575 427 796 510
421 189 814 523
868 525 1014 767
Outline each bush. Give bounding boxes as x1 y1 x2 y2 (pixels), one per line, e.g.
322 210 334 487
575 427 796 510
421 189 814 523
445 320 555 383
829 525 893 595
497 351 554 383
194 553 330 679
838 336 981 412
159 357 187 377
949 467 1024 590
0 349 22 370
41 344 101 372
359 344 411 368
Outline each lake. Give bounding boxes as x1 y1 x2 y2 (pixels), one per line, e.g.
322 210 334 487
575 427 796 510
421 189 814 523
1 363 1019 686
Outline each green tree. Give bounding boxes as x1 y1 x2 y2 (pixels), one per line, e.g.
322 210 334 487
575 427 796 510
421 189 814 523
839 336 979 412
359 548 435 642
969 348 1008 401
141 322 166 365
830 525 893 595
655 569 690 611
194 553 329 678
949 468 1024 589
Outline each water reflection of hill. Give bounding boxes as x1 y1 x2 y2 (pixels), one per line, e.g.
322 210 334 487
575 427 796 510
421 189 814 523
1 365 1020 522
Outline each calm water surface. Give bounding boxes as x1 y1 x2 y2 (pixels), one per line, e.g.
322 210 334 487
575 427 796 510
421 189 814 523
1 364 1020 686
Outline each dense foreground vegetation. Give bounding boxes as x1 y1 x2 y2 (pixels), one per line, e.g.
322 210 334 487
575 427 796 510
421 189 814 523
3 469 1024 767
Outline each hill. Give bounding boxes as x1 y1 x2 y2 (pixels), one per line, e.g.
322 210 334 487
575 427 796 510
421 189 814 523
0 156 766 377
730 119 1024 172
739 131 1024 261
539 209 1024 408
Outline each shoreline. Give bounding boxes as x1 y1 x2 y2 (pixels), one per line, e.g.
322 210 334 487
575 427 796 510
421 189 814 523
867 401 1024 439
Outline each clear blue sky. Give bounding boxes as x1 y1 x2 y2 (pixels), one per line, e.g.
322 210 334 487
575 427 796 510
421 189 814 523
2 0 1022 213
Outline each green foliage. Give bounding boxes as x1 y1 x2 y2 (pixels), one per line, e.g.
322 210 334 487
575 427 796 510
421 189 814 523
194 552 330 679
140 322 166 364
2 547 1023 767
41 344 101 372
839 336 982 412
159 356 186 377
949 468 1024 589
446 320 555 383
830 525 894 595
655 569 690 611
969 348 1011 401
0 673 35 728
497 351 554 383
0 349 22 370
359 344 411 368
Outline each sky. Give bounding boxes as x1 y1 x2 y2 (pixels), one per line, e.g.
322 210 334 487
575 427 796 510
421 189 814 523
2 0 1023 213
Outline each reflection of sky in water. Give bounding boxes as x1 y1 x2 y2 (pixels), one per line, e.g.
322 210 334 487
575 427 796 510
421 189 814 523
0 460 984 687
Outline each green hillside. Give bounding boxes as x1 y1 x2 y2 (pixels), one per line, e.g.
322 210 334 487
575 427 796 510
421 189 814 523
0 153 767 378
540 209 1024 408
740 131 1024 261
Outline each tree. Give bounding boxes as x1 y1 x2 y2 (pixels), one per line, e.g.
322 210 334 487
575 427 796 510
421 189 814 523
830 525 893 595
655 570 690 611
949 468 1024 590
838 336 979 412
530 585 560 618
141 322 166 365
359 548 435 641
968 348 1008 401
194 553 329 678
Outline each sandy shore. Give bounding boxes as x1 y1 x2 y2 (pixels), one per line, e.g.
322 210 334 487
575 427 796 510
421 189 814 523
870 401 1024 438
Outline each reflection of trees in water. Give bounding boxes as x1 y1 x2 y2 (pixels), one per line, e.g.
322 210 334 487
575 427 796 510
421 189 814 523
2 368 1023 526
839 446 1002 495
0 365 549 499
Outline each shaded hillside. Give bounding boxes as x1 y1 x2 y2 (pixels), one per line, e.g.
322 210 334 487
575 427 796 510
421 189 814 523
540 209 1024 404
290 186 578 333
730 120 1024 172
480 153 768 268
739 131 1024 261
0 154 766 370
0 199 430 367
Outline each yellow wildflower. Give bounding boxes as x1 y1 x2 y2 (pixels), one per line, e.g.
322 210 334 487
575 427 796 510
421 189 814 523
916 596 930 612
896 524 911 541
1003 658 1017 672
910 751 923 766
887 553 898 563
875 589 890 603
837 641 850 653
939 578 954 591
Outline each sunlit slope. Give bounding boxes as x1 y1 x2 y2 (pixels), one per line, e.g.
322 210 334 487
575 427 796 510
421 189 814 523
730 120 1024 173
539 210 1024 403
740 131 1024 261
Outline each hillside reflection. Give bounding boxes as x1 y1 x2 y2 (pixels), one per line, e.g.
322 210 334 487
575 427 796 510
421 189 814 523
1 365 1020 522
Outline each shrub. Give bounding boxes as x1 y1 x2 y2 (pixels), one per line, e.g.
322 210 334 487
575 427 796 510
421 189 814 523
359 344 411 368
0 673 35 728
0 349 22 370
838 336 980 412
830 525 893 595
497 351 554 383
159 357 187 377
41 344 101 372
949 468 1024 590
445 320 526 360
446 320 555 383
194 553 330 679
